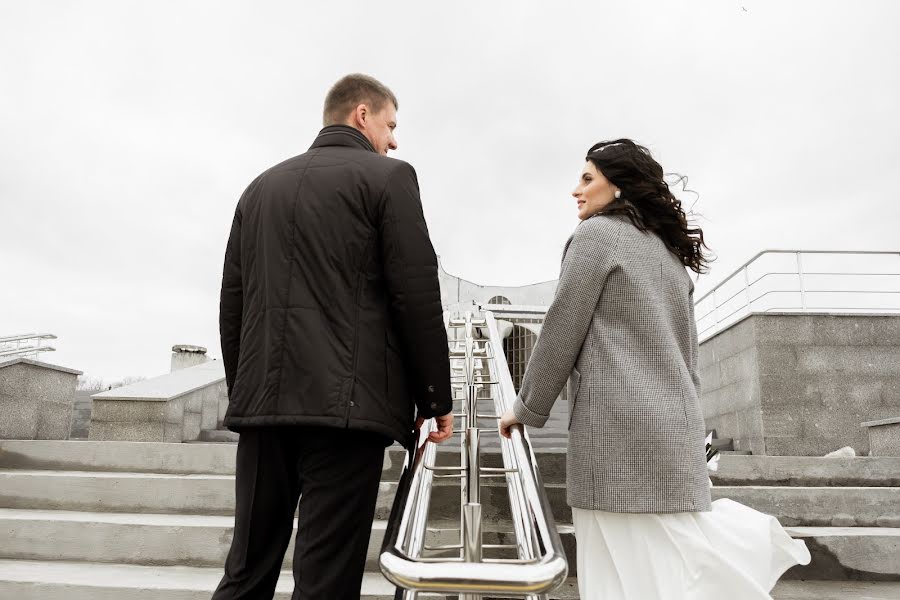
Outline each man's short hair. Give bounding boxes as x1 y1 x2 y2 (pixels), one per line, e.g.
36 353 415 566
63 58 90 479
323 74 398 126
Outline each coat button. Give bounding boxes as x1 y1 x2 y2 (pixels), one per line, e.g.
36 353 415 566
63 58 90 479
349 401 355 407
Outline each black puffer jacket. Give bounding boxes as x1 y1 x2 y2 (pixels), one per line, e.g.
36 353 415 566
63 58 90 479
219 125 452 445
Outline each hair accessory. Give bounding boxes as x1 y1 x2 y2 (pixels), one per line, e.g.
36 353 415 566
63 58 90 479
590 142 626 155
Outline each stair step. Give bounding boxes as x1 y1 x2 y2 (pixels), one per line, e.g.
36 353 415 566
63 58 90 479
0 440 238 475
1 560 898 599
0 559 574 599
3 469 898 528
771 580 900 599
0 469 236 515
710 486 900 528
198 430 239 443
785 527 900 581
711 455 900 487
5 441 900 487
0 559 403 599
711 437 734 451
2 508 898 580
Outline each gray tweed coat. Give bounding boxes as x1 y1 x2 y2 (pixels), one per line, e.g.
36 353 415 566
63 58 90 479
513 214 712 513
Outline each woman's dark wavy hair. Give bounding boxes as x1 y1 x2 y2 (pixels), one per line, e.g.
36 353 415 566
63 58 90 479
586 139 710 274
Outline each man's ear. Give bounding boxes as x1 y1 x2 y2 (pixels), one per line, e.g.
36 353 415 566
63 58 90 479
351 103 368 130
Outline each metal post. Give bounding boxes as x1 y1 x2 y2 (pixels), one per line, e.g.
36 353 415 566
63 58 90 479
462 314 483 600
466 428 480 503
796 252 807 310
743 266 752 312
711 289 719 335
463 503 483 562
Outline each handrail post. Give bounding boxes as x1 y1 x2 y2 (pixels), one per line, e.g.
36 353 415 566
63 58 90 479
796 251 807 310
462 311 483 600
743 266 752 313
712 289 719 336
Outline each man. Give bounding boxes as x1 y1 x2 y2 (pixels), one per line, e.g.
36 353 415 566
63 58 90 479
213 73 454 600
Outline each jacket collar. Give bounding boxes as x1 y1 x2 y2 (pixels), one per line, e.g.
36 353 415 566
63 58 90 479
309 125 377 153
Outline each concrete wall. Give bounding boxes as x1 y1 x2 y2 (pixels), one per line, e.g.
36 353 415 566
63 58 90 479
698 316 765 453
699 314 900 456
89 361 226 443
0 359 82 440
862 418 900 456
69 390 94 439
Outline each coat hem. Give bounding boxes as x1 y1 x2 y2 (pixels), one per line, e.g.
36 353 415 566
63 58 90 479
224 414 403 446
567 496 713 514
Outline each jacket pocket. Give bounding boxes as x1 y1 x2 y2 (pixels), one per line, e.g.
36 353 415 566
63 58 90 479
567 367 582 430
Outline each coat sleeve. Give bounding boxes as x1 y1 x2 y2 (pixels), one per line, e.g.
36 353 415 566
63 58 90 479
513 217 622 427
380 161 453 419
219 204 243 395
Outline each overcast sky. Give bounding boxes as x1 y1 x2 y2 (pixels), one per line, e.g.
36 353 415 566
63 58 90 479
2 1 898 381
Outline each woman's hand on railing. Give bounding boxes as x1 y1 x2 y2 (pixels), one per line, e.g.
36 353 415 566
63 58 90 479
415 413 455 444
498 409 521 439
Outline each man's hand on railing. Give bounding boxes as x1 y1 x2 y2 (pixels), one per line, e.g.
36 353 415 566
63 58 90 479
415 413 454 444
498 409 521 439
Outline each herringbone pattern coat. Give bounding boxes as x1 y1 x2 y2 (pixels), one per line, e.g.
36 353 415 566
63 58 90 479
513 214 712 513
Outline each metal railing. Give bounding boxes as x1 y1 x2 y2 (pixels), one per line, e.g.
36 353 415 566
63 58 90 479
0 333 57 359
379 311 568 599
695 250 900 341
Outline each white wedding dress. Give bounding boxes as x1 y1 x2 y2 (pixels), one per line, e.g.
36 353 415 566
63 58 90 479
572 495 811 600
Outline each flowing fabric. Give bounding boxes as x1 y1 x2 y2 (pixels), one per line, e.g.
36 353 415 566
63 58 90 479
572 498 811 600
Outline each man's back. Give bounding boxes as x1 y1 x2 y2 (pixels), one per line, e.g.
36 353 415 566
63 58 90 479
213 73 453 600
219 125 452 445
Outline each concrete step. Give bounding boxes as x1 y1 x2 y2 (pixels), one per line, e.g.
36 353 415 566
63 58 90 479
711 455 900 487
3 468 899 527
0 510 530 567
0 509 569 571
0 559 575 599
709 486 900 528
785 527 900 581
0 440 239 475
0 469 236 515
6 440 900 487
711 437 734 451
197 430 239 443
0 509 388 570
2 509 898 579
1 560 898 599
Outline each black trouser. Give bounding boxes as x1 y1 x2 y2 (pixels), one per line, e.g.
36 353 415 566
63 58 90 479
211 426 387 600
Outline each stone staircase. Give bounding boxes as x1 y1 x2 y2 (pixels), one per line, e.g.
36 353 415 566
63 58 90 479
1 439 899 599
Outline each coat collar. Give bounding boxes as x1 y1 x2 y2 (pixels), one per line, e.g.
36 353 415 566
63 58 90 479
309 125 377 153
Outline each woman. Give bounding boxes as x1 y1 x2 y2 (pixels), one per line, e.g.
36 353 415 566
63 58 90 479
499 140 809 599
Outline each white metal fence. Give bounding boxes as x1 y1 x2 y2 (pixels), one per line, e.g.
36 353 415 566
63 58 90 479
0 333 57 360
695 250 900 342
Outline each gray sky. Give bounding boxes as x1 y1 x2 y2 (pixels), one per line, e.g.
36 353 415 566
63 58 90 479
2 1 898 381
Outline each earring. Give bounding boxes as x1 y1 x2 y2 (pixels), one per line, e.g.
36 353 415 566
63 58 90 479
614 189 621 199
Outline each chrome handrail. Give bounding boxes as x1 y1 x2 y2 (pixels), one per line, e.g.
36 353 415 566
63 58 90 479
379 311 568 598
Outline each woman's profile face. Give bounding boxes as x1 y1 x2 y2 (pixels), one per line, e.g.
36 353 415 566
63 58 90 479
573 161 618 221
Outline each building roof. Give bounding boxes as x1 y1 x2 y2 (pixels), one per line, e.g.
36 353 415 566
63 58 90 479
0 357 83 375
92 359 224 402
